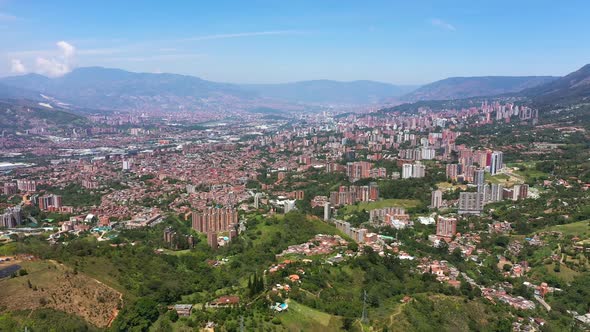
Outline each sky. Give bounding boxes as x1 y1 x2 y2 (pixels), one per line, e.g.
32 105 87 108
0 0 589 84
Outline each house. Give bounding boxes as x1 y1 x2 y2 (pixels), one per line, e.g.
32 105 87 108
173 304 193 317
209 296 240 308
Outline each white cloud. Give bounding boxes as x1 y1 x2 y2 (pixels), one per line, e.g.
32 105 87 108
57 40 76 58
35 57 70 77
0 12 17 22
100 53 206 63
10 59 26 74
34 41 76 77
431 19 456 31
181 30 304 42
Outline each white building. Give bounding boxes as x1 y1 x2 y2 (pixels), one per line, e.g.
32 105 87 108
490 151 503 175
323 202 331 221
431 190 442 209
402 164 413 179
283 200 296 214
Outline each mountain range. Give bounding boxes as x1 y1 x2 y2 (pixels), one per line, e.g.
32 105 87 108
523 64 590 105
0 65 589 112
0 68 417 109
242 80 417 104
0 67 254 110
400 76 558 102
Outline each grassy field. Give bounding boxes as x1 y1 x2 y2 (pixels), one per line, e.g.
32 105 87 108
436 182 467 191
160 248 192 256
68 255 129 297
542 263 581 283
381 294 509 332
278 300 343 331
0 260 121 328
508 162 549 181
544 220 590 237
484 172 512 185
341 199 420 213
248 215 341 247
0 242 17 256
149 300 345 332
0 308 102 332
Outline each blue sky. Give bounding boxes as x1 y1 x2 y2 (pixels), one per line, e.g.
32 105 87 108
1 0 589 84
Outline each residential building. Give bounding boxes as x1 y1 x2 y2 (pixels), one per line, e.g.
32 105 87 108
192 207 238 233
458 192 483 215
490 151 503 175
0 206 23 228
16 179 36 192
3 183 17 195
207 231 218 249
431 189 443 209
346 161 372 182
436 216 457 239
323 202 331 221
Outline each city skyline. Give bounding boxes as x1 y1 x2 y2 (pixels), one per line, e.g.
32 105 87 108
1 0 589 84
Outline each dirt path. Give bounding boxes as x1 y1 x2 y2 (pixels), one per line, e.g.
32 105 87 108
388 303 406 327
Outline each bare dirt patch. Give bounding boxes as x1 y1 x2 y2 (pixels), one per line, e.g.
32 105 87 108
0 260 122 328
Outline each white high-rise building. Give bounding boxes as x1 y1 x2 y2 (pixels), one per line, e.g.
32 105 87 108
402 163 425 179
122 159 132 171
490 183 504 202
421 147 436 160
431 190 442 209
412 163 425 178
474 169 485 188
283 200 296 214
512 184 521 201
324 202 331 221
490 151 503 175
186 184 196 194
402 164 413 179
254 193 262 209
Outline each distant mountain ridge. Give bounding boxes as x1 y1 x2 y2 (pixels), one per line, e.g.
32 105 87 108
0 67 417 109
401 76 558 101
0 99 87 132
0 67 255 110
523 64 590 105
242 80 417 104
3 66 587 111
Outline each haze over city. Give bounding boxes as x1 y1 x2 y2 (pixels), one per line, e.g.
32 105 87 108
1 1 590 332
1 0 590 83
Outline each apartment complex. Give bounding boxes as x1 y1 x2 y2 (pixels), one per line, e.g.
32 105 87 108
329 183 379 207
436 216 457 239
458 192 484 215
0 206 23 228
191 207 238 233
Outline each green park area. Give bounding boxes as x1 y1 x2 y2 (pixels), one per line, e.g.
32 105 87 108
341 199 420 214
544 220 590 237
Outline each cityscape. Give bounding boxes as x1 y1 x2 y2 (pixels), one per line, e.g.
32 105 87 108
1 1 590 331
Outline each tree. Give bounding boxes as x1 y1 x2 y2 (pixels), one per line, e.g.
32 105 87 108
113 298 160 331
167 309 179 323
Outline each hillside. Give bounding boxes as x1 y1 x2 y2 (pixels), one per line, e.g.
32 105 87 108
0 99 87 132
0 67 255 111
402 76 557 101
0 83 41 100
523 64 590 105
0 260 121 329
0 67 419 109
243 80 417 104
378 295 513 332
